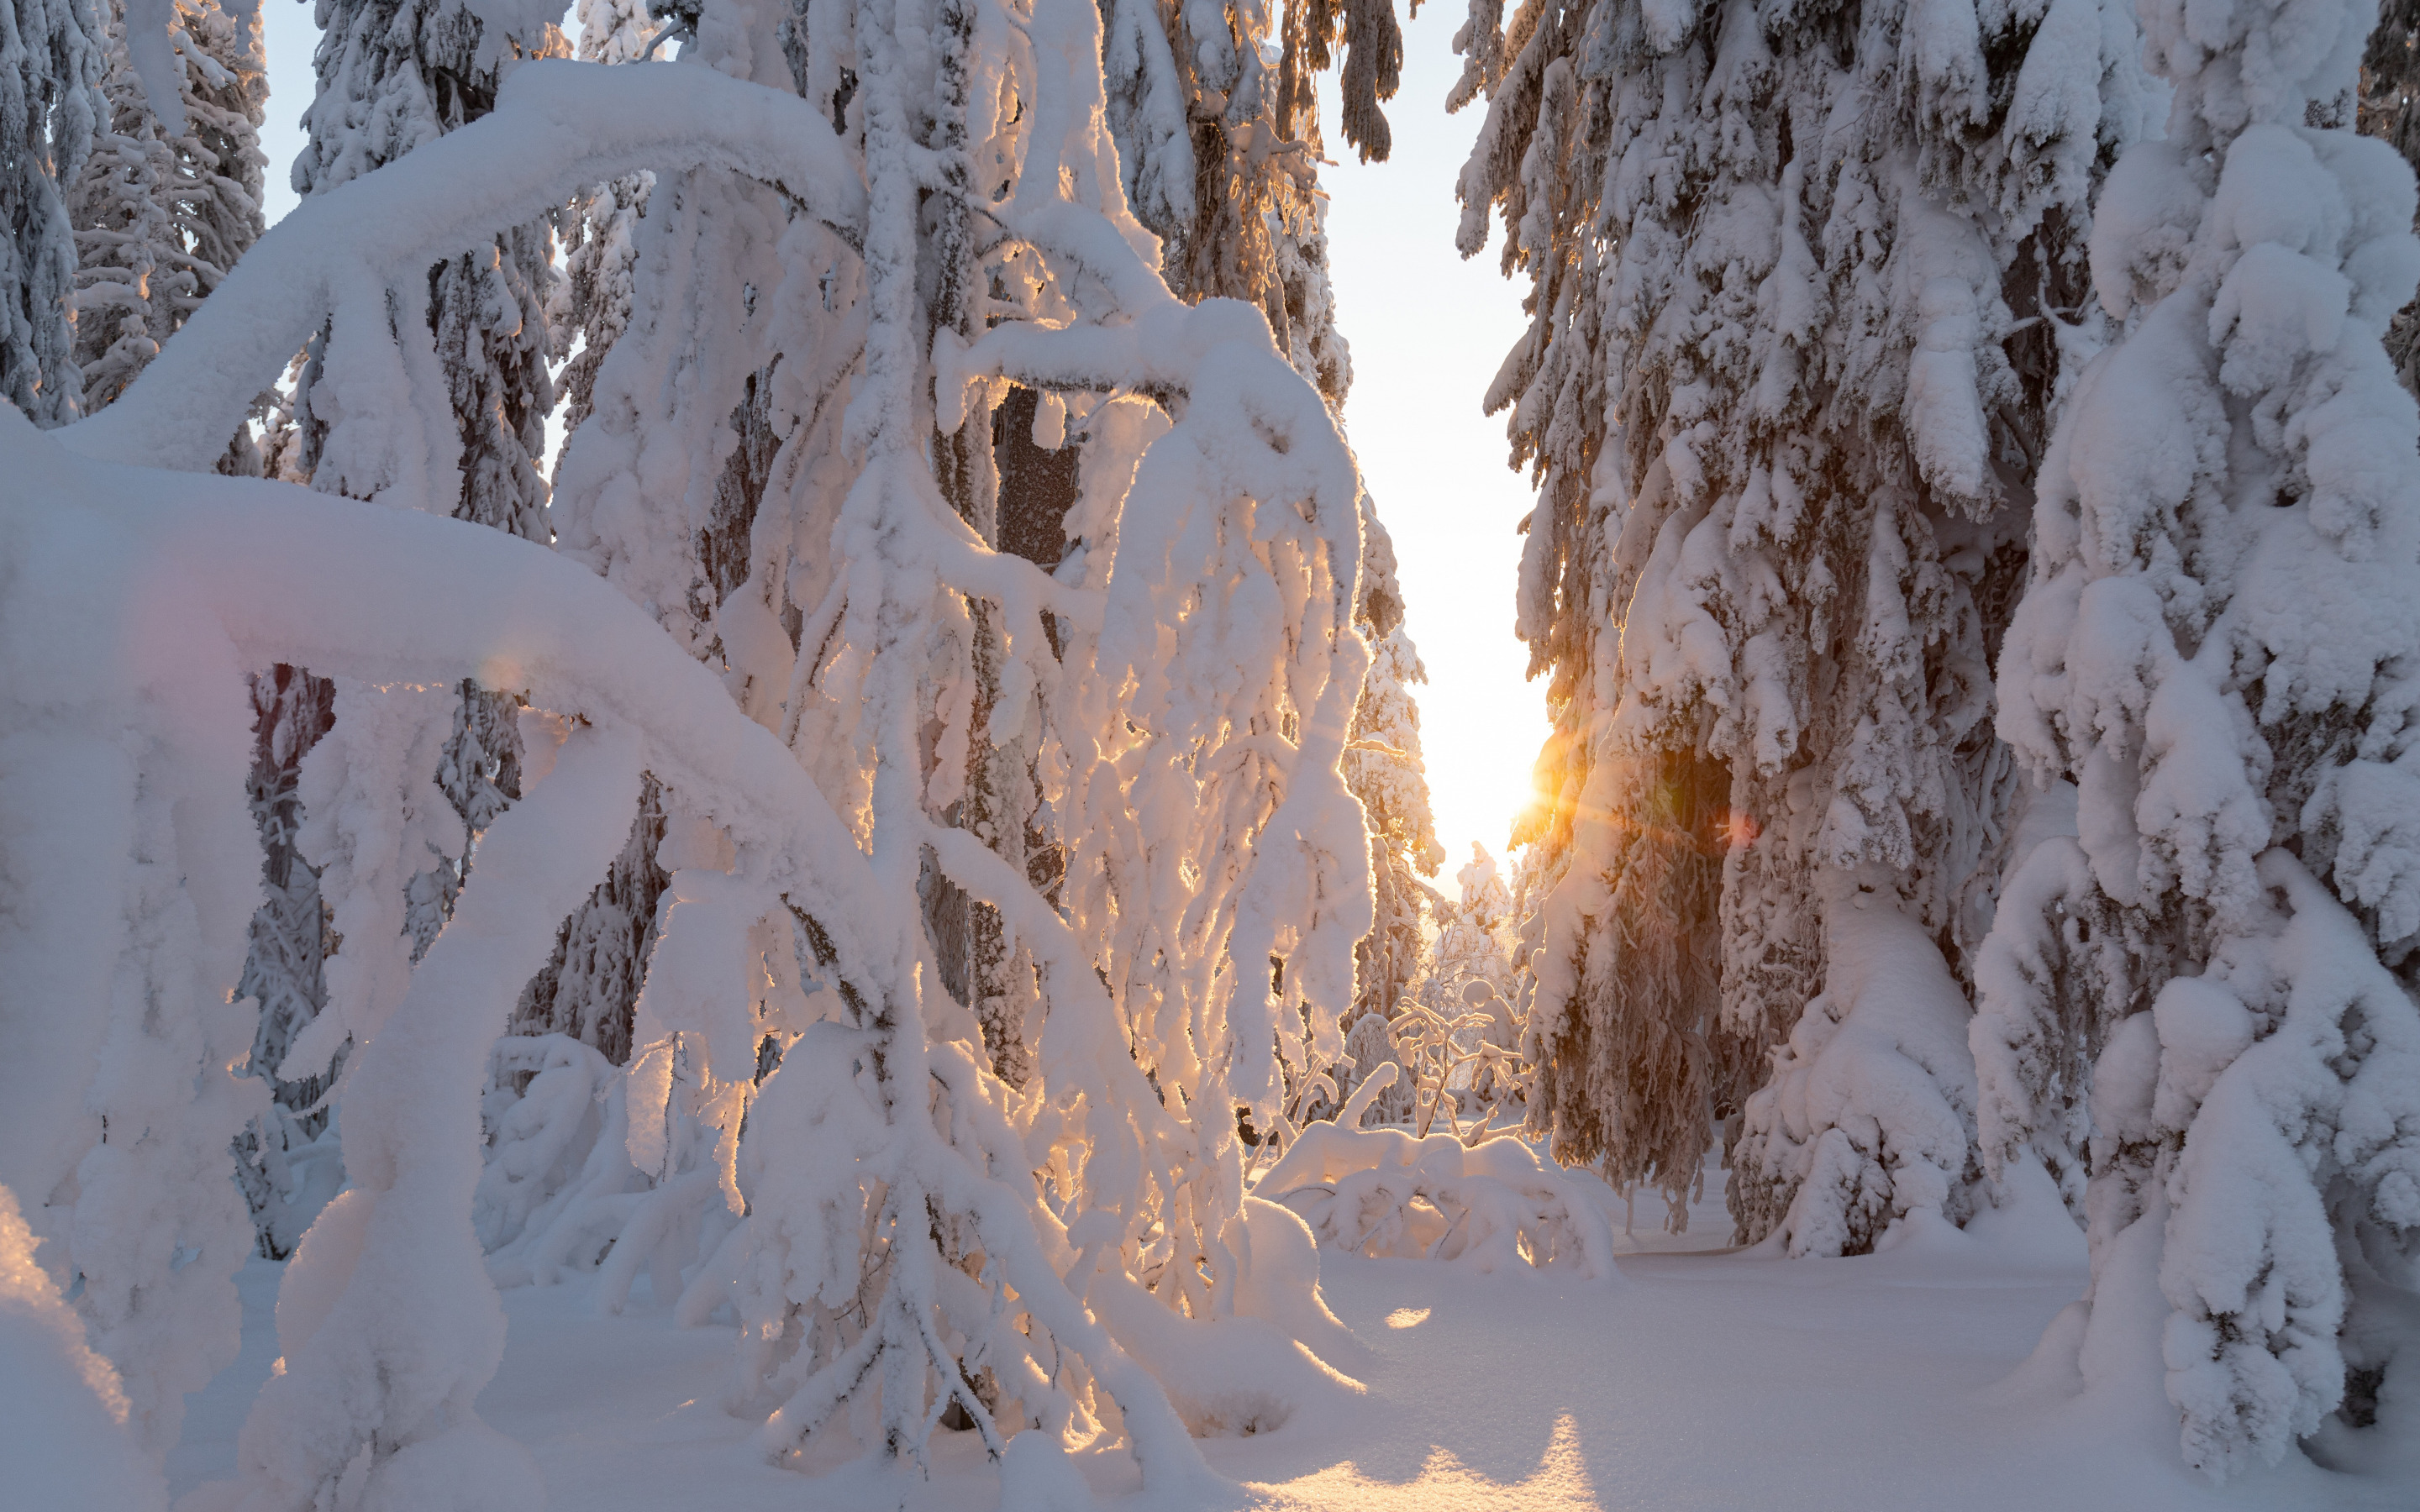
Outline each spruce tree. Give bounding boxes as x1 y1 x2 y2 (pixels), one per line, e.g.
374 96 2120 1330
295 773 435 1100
857 0 1444 1093
1108 0 1444 1048
3 0 103 423
1346 512 1444 1025
1976 0 2420 1471
275 0 566 1072
67 0 175 409
2364 0 2420 392
68 0 264 414
1453 0 2150 1245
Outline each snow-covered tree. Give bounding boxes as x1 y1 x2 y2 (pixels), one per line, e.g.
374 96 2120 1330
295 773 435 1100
13 0 1403 1483
230 665 339 1257
1346 513 1444 1025
1454 0 2153 1248
1107 0 1395 397
66 11 286 1263
1422 843 1513 1000
1098 0 1440 1061
69 0 266 416
2364 1 2420 391
3 0 104 423
66 13 282 1263
271 0 567 1084
67 2 176 409
1975 0 2420 1474
505 0 662 1070
878 0 1445 1099
547 0 647 435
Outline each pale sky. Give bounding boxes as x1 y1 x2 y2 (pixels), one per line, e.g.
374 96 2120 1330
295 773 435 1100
1314 25 1550 895
252 11 1551 897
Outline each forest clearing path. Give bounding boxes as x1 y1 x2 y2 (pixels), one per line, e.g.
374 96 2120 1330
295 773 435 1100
166 1165 2400 1510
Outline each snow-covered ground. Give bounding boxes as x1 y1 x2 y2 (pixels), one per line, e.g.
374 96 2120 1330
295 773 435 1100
166 1163 2405 1511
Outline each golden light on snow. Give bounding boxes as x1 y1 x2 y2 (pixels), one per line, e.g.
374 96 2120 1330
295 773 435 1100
1253 1411 1601 1511
1384 1307 1431 1330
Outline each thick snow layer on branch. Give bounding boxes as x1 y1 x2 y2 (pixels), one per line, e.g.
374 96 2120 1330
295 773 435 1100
57 59 865 475
117 0 186 137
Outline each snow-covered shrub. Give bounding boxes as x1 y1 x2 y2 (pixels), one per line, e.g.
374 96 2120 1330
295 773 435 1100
1455 0 2153 1245
1980 0 2420 1472
1259 1121 1621 1279
1339 1008 1415 1126
1386 978 1528 1140
1362 845 1526 1134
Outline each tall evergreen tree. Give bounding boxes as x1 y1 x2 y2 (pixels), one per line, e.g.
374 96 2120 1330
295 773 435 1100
1346 512 1444 1025
2364 0 2420 392
270 0 567 1092
846 0 1444 1094
66 0 174 408
3 0 104 423
1454 0 2150 1245
60 0 293 1247
69 0 264 418
1975 0 2420 1471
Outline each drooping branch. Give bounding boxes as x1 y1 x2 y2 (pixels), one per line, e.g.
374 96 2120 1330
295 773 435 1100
16 409 1227 1488
57 60 869 475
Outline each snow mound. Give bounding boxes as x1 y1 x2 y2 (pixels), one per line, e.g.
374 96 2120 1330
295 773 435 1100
1259 1122 1622 1280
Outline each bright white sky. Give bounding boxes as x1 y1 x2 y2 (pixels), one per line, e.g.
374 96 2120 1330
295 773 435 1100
1313 24 1549 893
252 9 1549 897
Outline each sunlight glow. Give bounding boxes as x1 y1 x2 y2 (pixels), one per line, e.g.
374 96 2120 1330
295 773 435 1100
1317 30 1552 895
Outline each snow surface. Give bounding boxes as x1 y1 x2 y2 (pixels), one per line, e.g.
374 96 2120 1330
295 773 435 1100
161 1164 2403 1511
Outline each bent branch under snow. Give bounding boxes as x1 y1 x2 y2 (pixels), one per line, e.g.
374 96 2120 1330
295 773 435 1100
57 60 869 475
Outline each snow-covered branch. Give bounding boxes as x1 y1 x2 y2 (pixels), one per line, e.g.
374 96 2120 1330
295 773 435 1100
59 60 866 474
